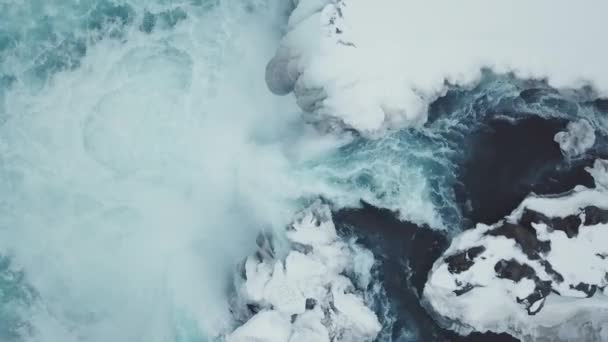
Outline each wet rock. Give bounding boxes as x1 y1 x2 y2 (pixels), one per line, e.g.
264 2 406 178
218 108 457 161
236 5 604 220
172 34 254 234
247 303 261 315
520 208 582 238
495 259 552 315
570 283 597 298
445 246 486 274
494 259 536 282
539 260 564 283
255 231 275 259
517 280 552 316
487 222 550 258
549 215 582 238
454 283 476 296
583 206 608 226
305 298 317 310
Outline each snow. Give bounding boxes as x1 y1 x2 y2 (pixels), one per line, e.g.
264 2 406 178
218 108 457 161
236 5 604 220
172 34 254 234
227 311 292 342
269 0 608 134
226 201 381 341
554 120 596 158
423 159 608 340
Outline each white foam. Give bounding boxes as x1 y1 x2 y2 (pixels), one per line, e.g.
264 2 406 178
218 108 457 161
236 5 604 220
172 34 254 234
554 120 596 158
587 159 608 190
269 0 608 133
0 2 324 340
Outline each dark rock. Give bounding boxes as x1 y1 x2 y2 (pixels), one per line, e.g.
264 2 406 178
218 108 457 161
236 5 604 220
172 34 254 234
522 297 545 316
454 283 476 296
540 260 564 283
255 231 275 259
570 283 598 298
583 206 608 226
247 303 261 315
487 222 550 258
517 280 552 315
520 208 582 238
445 246 486 274
520 208 551 228
495 259 536 282
239 260 247 280
305 298 317 310
550 215 582 238
292 242 313 255
494 260 554 315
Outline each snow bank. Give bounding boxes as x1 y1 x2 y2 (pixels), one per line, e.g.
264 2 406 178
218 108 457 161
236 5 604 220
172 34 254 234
423 159 608 341
268 0 608 133
226 200 381 342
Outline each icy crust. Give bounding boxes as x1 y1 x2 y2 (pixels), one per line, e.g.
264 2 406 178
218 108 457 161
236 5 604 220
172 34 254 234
554 120 596 159
226 201 381 342
423 160 608 341
268 0 608 134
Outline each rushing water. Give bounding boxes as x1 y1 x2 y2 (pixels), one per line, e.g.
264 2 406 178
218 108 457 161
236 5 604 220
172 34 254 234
1 1 608 341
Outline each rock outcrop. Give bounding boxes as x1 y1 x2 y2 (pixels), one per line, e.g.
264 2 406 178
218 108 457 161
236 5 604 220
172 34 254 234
424 160 608 341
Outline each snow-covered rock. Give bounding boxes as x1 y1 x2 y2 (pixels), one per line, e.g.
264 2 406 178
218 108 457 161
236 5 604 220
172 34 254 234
268 0 608 134
554 120 596 158
227 311 293 342
226 200 381 342
423 159 608 341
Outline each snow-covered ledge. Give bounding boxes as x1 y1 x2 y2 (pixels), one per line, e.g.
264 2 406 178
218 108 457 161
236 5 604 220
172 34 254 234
267 0 608 134
424 159 608 341
226 200 381 342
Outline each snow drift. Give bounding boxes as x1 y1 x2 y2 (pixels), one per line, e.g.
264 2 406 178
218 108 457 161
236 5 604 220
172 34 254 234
268 0 608 133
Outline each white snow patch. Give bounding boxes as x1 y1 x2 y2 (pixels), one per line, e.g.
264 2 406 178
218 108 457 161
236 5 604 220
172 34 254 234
227 311 293 342
269 0 608 133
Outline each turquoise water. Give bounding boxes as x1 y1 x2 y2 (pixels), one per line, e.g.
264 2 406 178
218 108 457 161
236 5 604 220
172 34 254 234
0 1 298 340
